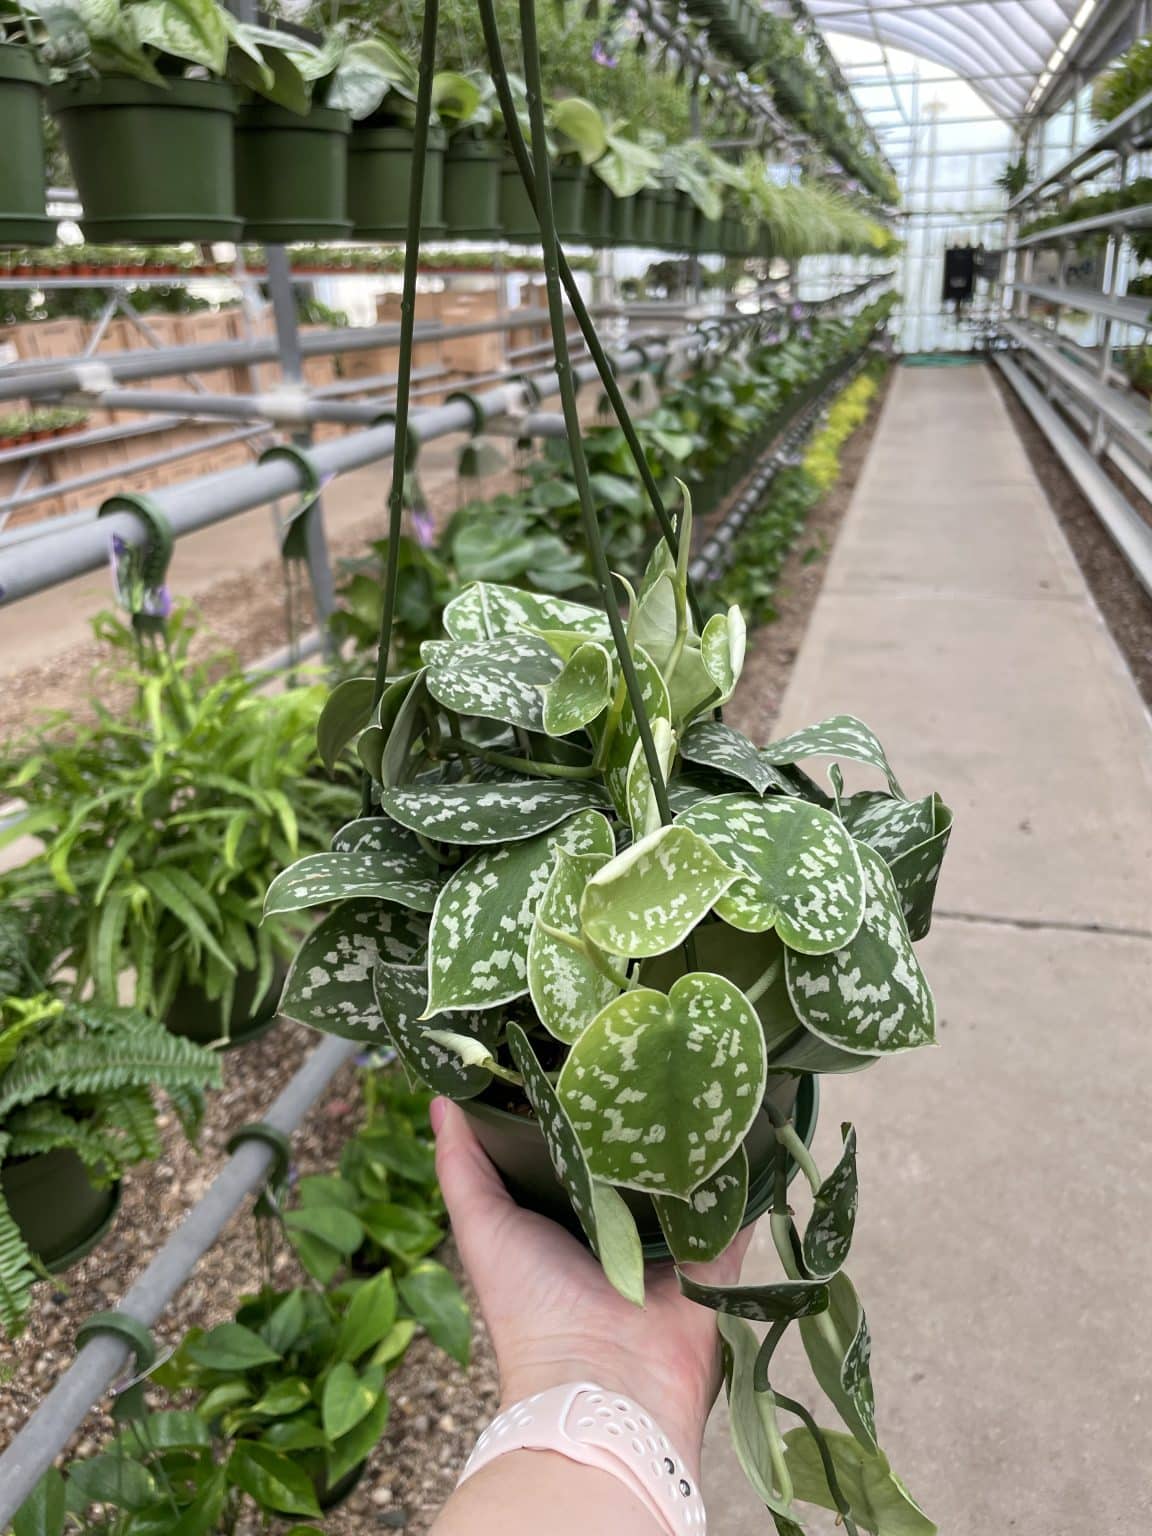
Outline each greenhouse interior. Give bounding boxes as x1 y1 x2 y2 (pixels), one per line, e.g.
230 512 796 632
0 0 1150 1531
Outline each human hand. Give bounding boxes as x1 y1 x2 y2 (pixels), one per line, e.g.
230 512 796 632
430 1097 753 1477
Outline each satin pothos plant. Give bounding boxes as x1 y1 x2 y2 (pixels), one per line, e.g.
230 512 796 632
268 506 951 1535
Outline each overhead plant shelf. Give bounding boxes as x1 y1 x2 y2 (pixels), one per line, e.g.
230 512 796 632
1008 86 1152 211
1011 202 1152 248
1009 281 1152 329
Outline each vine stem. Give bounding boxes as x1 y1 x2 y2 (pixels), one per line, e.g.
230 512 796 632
490 0 676 832
475 0 703 633
772 1392 861 1536
441 737 599 780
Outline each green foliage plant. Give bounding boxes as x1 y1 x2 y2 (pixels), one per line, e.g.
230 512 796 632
1091 34 1152 124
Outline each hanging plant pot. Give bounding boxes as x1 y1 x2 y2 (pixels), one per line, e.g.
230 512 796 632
674 191 698 250
348 121 446 240
633 187 659 248
165 959 287 1049
235 103 352 243
610 190 638 246
653 186 678 249
583 176 614 247
465 1074 817 1261
1 1147 120 1272
443 127 502 240
0 44 54 246
695 211 723 253
47 77 241 243
501 153 586 243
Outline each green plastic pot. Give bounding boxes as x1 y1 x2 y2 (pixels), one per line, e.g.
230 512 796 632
653 187 678 249
695 212 722 253
165 959 286 1049
610 191 638 247
1 1147 120 1271
0 44 54 246
235 103 351 242
674 192 697 250
47 76 241 243
444 128 502 240
583 176 614 247
348 122 445 240
501 153 586 243
633 188 659 248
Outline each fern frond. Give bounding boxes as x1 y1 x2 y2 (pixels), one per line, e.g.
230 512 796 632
103 1088 163 1165
5 1103 119 1174
0 1029 220 1118
0 1134 36 1338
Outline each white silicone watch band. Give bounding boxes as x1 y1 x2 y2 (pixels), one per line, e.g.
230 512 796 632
457 1382 706 1535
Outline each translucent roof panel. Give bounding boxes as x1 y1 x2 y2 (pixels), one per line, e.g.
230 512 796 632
799 0 1089 119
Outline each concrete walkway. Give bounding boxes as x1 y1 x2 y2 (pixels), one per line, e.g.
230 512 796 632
704 364 1152 1534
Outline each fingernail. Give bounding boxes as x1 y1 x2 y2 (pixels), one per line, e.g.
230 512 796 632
429 1096 447 1135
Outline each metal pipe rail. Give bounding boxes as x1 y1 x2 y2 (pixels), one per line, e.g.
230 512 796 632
0 1034 358 1525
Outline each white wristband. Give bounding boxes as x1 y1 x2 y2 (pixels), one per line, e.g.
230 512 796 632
457 1382 706 1535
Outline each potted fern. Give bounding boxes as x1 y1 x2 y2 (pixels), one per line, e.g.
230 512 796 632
0 902 220 1338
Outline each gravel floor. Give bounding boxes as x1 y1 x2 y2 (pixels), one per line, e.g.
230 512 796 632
0 382 888 1528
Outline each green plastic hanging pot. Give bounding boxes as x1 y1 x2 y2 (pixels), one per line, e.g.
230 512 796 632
348 121 446 239
47 76 241 243
633 187 659 248
674 191 697 250
443 127 502 239
501 152 586 243
653 186 678 249
0 44 54 246
235 102 351 242
696 212 722 253
165 959 287 1049
1 1147 120 1271
610 190 638 246
583 176 614 246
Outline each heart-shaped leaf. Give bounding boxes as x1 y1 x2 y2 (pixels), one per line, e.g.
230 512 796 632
280 901 426 1040
799 1270 877 1451
427 810 615 1013
227 1442 322 1519
330 816 423 856
557 972 767 1197
844 794 952 942
678 1272 830 1321
678 795 865 954
679 720 795 796
423 634 561 729
322 1361 379 1441
265 848 441 917
762 715 905 799
379 780 606 845
397 1261 471 1365
700 605 746 703
782 1426 936 1535
444 581 609 641
373 960 498 1097
838 793 935 862
785 843 935 1055
507 1023 644 1305
653 1143 748 1262
580 824 740 958
541 641 614 736
803 1125 858 1281
528 849 625 1043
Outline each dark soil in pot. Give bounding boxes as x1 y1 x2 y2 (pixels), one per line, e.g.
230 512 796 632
348 122 445 240
0 44 55 246
165 958 287 1049
235 103 352 242
1 1146 121 1272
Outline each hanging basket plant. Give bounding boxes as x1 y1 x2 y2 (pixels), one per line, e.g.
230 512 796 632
0 23 55 247
438 70 503 240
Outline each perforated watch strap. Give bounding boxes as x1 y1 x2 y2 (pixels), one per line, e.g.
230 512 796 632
457 1382 706 1535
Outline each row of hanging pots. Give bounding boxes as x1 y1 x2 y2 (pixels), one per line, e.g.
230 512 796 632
2 62 764 253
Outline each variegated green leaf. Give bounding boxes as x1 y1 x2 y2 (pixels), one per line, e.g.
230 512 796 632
843 794 952 942
653 1143 748 1262
507 1023 644 1306
444 582 609 642
770 1027 878 1075
677 795 865 954
379 780 606 845
782 1427 936 1535
373 960 497 1098
839 793 934 861
378 673 429 789
594 644 670 815
280 902 425 1040
130 0 229 74
628 570 680 675
803 1125 858 1280
679 721 795 796
356 671 421 783
427 810 615 1013
541 642 614 736
422 634 561 729
799 1270 877 1451
557 972 767 1197
625 717 676 840
580 824 740 958
718 1314 803 1518
762 715 905 799
700 605 746 704
265 848 441 918
528 849 625 1043
785 843 935 1055
678 1272 829 1321
331 816 422 856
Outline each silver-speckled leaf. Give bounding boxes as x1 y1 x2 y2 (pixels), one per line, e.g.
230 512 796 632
718 1314 803 1518
762 715 905 799
782 1427 935 1535
800 1270 878 1451
678 795 865 955
629 570 679 671
700 606 746 705
379 780 606 845
528 849 625 1043
785 843 935 1055
557 973 767 1197
654 1143 748 1263
265 847 441 918
507 1023 644 1306
443 582 610 642
679 721 795 796
540 641 614 737
331 816 422 856
423 634 561 729
839 793 934 860
625 717 676 840
678 1272 829 1321
595 643 671 816
373 958 497 1098
887 796 952 942
580 823 741 958
427 810 615 1014
279 901 426 1039
802 1125 858 1280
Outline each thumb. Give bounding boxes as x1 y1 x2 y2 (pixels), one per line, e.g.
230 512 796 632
431 1097 518 1270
